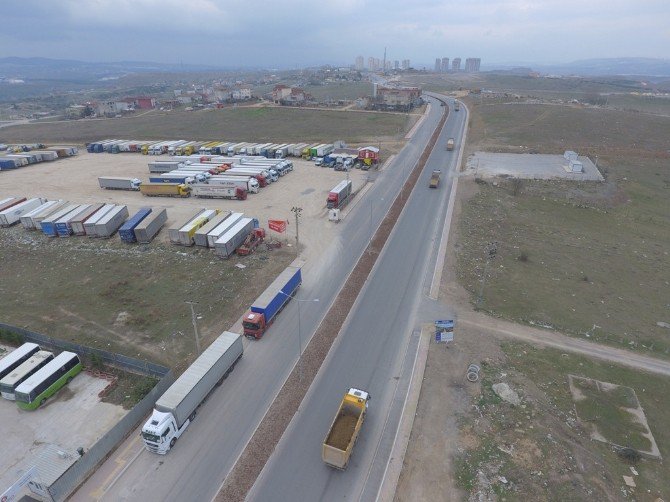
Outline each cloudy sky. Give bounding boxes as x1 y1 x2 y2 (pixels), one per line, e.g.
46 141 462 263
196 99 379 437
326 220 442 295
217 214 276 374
1 0 668 67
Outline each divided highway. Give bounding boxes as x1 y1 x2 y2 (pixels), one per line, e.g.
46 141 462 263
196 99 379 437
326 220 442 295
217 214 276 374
248 95 467 501
73 97 448 501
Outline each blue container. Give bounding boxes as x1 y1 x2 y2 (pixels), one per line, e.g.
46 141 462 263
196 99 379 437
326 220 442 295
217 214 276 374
118 207 152 243
40 221 58 237
0 159 18 169
251 267 302 324
55 221 73 237
149 176 189 183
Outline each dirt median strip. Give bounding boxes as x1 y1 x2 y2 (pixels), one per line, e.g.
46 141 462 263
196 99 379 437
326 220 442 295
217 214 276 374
214 102 449 502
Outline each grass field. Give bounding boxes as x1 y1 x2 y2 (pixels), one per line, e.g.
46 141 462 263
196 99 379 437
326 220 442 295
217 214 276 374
456 102 670 357
0 226 293 369
455 341 670 501
0 105 412 145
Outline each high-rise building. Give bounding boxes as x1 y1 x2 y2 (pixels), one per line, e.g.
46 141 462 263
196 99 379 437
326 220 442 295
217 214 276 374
384 60 392 71
434 58 441 72
394 60 400 70
355 56 365 71
441 57 449 72
368 57 375 70
465 58 481 72
452 58 461 71
402 59 410 70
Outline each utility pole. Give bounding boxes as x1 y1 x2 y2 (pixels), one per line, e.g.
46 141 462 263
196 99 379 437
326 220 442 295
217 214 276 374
291 206 302 252
185 301 201 356
477 243 497 307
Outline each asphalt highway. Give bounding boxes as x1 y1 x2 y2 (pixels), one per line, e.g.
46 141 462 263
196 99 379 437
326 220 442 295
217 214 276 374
248 95 467 501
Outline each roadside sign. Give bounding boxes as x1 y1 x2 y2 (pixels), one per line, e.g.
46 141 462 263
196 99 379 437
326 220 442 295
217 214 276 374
435 319 454 343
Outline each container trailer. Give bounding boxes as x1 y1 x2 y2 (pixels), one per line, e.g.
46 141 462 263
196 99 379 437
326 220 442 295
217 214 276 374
133 208 167 244
168 210 206 244
20 200 62 230
0 197 26 212
70 203 105 235
206 213 243 248
208 176 259 194
83 204 116 236
193 211 231 247
94 205 129 238
56 204 90 236
141 331 243 454
242 266 302 339
40 204 81 237
213 217 254 258
176 209 219 246
0 198 47 227
119 207 152 243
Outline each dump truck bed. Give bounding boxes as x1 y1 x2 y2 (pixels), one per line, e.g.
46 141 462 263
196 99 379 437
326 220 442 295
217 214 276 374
322 389 369 469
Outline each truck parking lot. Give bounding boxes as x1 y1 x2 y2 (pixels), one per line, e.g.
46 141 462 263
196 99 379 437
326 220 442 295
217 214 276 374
0 151 368 253
0 344 127 491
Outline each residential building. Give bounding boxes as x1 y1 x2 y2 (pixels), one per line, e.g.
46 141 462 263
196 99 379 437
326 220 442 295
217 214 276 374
402 59 410 70
441 57 449 72
373 85 422 111
452 58 461 71
355 56 365 71
435 58 441 72
465 58 481 72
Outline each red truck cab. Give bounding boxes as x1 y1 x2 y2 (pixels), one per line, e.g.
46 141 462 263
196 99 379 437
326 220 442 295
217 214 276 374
242 311 266 339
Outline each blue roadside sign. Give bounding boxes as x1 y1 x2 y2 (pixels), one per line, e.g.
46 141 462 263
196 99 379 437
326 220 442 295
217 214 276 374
435 320 454 343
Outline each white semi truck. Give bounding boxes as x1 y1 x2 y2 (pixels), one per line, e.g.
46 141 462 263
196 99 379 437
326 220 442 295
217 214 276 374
141 331 243 454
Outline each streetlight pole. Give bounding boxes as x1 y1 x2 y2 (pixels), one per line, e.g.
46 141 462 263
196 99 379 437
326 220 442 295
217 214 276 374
185 301 201 356
280 290 318 382
291 206 302 253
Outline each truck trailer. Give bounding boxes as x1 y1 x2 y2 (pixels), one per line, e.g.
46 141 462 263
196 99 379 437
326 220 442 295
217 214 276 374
191 184 247 200
119 207 152 243
175 209 219 246
40 204 81 237
83 204 115 236
213 217 254 258
141 331 243 454
20 200 64 230
242 265 302 339
193 211 231 247
140 183 191 198
168 209 206 244
133 208 167 244
0 198 46 227
98 177 142 191
70 204 104 235
322 388 371 469
94 205 129 238
56 204 90 236
326 180 352 209
206 213 243 248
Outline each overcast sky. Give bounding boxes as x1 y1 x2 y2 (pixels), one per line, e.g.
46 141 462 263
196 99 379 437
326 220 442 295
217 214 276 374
1 0 668 67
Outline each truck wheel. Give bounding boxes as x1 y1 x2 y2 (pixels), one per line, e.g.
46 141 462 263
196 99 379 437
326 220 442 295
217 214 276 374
170 438 177 449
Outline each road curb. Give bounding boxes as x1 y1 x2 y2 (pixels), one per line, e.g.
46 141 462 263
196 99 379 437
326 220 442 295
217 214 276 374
376 326 431 501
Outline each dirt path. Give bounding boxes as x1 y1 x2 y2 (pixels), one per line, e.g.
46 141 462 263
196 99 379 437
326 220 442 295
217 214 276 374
458 311 670 377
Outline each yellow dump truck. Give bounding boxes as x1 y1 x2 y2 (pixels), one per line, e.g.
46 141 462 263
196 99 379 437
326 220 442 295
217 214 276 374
429 170 441 188
446 138 455 151
140 183 191 198
322 388 371 469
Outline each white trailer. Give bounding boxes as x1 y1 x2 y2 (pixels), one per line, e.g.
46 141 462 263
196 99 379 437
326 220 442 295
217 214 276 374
0 198 47 227
83 204 116 236
94 205 129 238
214 217 254 258
20 200 61 229
193 211 231 247
208 175 259 193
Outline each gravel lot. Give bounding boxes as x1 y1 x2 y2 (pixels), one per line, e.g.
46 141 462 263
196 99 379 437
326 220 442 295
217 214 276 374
0 152 369 256
0 344 127 491
465 152 603 181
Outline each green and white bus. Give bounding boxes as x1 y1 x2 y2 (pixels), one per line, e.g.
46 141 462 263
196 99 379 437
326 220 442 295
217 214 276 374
15 351 83 410
0 342 40 381
0 351 54 400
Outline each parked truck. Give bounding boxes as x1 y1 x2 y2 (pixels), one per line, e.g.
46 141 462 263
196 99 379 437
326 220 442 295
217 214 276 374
429 170 441 188
454 101 460 111
446 138 455 151
213 217 254 258
192 184 247 200
242 266 302 339
140 183 191 198
322 388 371 469
208 176 259 194
141 331 243 454
326 180 352 209
98 177 142 191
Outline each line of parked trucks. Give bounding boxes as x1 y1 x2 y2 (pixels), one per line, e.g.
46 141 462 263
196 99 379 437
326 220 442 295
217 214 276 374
0 145 78 170
98 154 295 199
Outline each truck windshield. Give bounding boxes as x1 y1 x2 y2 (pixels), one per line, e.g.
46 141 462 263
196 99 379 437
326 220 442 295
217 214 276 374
142 431 160 443
242 321 260 330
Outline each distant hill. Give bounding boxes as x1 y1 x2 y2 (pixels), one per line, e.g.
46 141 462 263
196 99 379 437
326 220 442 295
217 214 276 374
0 57 228 82
485 58 670 78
